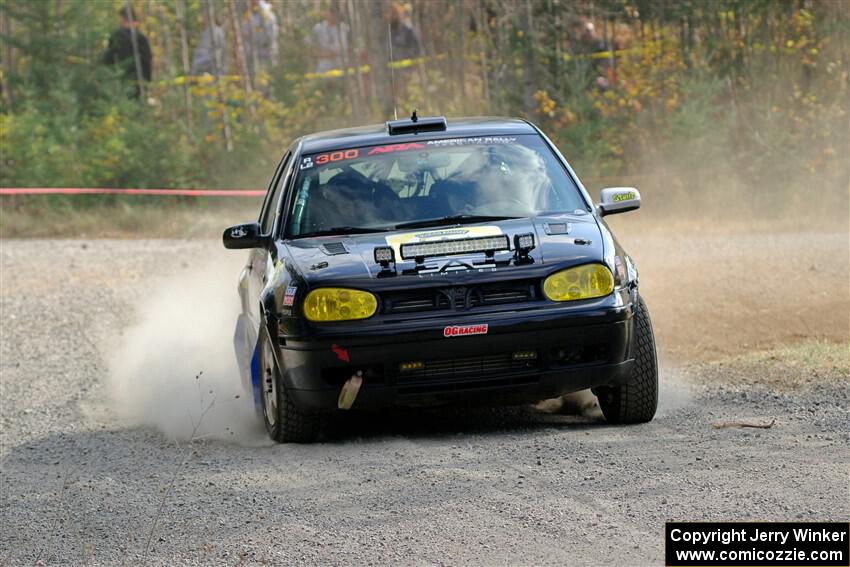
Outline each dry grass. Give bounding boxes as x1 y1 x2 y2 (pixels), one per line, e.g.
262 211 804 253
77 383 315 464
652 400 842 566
692 340 850 391
0 199 259 239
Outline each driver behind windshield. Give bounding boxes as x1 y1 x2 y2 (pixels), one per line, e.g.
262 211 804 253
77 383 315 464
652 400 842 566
287 136 587 238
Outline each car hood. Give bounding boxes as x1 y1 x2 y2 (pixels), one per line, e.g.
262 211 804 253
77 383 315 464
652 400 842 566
283 214 604 284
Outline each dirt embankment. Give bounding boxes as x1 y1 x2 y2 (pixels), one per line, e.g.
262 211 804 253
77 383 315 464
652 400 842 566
619 228 849 363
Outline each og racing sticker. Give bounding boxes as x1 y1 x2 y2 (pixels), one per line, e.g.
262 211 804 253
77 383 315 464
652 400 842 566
443 323 489 338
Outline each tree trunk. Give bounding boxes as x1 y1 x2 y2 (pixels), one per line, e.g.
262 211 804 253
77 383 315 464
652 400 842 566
454 0 466 109
176 0 193 136
123 0 147 100
226 0 256 120
206 1 233 152
475 0 490 112
337 0 360 119
346 0 367 115
520 0 537 117
0 3 13 106
54 0 63 37
367 0 392 118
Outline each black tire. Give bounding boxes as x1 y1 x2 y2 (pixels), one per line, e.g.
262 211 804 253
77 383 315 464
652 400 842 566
598 296 658 424
258 328 318 443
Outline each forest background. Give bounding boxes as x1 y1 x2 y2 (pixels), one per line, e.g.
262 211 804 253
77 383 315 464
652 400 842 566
1 0 847 236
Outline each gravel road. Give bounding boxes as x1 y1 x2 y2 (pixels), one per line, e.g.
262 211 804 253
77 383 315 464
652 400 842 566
1 235 848 566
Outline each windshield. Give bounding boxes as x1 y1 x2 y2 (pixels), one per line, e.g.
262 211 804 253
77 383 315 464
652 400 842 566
285 134 589 238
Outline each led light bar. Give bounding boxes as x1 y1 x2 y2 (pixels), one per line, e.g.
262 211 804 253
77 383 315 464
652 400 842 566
374 246 395 265
515 233 535 251
512 350 538 360
513 232 535 263
398 361 424 373
400 235 510 260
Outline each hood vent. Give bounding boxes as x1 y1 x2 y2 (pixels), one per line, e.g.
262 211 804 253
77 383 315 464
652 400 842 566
321 242 349 255
543 222 571 235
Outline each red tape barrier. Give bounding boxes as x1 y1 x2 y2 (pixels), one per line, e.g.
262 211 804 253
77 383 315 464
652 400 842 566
0 187 265 197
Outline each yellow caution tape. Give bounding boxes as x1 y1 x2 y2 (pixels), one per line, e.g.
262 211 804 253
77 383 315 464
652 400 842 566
148 49 638 89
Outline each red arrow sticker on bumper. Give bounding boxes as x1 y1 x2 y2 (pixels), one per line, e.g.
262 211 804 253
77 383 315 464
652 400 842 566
331 343 350 363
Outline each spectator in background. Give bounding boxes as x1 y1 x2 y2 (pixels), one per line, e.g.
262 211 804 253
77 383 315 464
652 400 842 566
191 9 227 76
311 6 349 74
102 5 152 98
388 2 423 61
572 16 611 91
241 0 279 78
574 16 606 53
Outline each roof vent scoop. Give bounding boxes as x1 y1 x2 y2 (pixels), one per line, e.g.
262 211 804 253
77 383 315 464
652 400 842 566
387 113 447 135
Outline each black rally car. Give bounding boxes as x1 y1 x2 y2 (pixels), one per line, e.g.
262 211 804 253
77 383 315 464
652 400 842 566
224 116 657 443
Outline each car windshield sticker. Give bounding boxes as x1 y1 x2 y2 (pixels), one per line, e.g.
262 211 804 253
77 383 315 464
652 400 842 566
283 285 297 306
443 324 489 338
425 136 517 147
302 138 521 172
385 225 503 259
366 142 425 156
313 148 360 166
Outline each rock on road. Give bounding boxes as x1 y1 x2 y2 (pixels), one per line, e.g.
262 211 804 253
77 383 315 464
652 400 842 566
1 235 848 566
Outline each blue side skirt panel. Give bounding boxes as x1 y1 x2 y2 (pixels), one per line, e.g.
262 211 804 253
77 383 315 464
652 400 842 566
233 312 262 415
250 341 262 414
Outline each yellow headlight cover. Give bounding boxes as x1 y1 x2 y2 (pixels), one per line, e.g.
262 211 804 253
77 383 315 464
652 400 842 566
543 264 614 302
303 288 378 322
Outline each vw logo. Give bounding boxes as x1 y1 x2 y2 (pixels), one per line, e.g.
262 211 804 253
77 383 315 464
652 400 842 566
438 286 473 310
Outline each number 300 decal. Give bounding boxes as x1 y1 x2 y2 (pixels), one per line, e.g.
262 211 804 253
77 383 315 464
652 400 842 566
314 149 360 165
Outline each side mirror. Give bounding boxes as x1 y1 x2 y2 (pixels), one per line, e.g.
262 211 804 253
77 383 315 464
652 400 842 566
222 222 266 249
597 187 641 216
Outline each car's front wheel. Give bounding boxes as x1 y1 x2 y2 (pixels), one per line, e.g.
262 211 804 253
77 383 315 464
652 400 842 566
597 296 658 424
259 328 318 443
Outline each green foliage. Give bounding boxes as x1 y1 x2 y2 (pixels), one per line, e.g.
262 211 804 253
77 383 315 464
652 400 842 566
1 90 193 189
0 0 847 213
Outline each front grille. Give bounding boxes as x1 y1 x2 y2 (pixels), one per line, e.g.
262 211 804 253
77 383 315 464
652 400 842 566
397 351 539 382
470 289 530 305
382 279 538 314
388 293 452 313
398 374 539 395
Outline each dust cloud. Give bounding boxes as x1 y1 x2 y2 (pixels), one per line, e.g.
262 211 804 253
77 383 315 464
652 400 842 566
107 258 271 446
656 359 694 416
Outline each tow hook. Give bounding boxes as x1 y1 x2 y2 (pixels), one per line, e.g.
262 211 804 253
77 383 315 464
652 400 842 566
337 370 363 410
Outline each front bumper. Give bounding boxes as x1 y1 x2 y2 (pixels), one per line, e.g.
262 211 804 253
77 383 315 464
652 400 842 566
277 299 637 412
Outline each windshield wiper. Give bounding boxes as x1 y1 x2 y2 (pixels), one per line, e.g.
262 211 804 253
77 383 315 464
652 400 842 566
294 226 392 238
394 215 521 230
